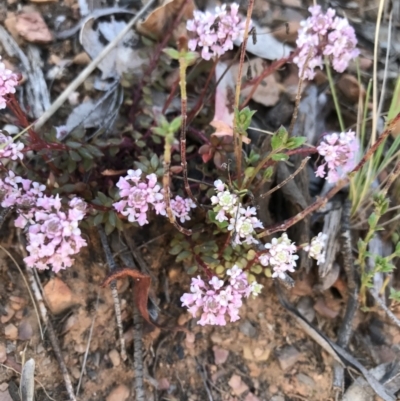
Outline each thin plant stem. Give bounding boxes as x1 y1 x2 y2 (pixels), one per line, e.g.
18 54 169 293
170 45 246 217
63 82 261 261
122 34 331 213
178 39 200 207
325 57 345 132
233 0 254 188
163 131 192 235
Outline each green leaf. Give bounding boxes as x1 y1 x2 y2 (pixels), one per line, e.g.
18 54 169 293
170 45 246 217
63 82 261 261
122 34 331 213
184 51 198 65
78 147 94 160
85 144 104 158
60 184 76 193
108 211 117 227
176 250 192 262
66 141 82 149
67 159 77 174
368 212 378 229
271 153 289 161
286 136 307 149
150 153 159 170
69 150 82 162
70 127 85 140
97 192 109 205
163 47 180 60
93 213 104 226
170 244 183 255
271 126 288 150
83 157 94 171
109 146 119 157
263 166 274 180
104 221 115 235
169 116 182 133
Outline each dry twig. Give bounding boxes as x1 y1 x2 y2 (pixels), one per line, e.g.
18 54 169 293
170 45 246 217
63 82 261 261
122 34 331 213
333 199 359 393
98 226 127 360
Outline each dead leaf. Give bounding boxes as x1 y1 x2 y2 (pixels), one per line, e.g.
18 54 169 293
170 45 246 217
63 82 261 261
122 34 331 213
232 58 282 107
137 0 195 40
234 20 292 60
15 12 53 44
337 74 365 103
101 169 128 176
80 14 148 80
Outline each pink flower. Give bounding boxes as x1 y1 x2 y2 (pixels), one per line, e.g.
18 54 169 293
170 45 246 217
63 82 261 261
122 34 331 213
23 196 87 273
170 195 196 223
180 266 262 326
316 130 358 183
211 181 263 245
264 233 299 279
187 3 250 60
294 5 359 79
0 57 18 109
0 131 24 161
113 169 196 226
304 232 327 265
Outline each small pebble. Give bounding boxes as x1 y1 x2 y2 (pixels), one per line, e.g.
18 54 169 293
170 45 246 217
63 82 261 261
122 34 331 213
108 349 121 367
239 320 257 338
43 278 74 315
1 305 15 324
18 320 34 341
0 343 6 363
106 384 130 401
4 324 18 340
276 346 301 371
212 346 229 365
228 374 249 396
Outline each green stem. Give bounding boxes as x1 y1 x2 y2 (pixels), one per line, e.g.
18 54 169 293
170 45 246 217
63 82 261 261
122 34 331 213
325 57 345 132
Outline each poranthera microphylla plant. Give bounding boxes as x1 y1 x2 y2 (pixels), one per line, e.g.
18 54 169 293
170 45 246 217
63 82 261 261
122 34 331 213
0 4 399 326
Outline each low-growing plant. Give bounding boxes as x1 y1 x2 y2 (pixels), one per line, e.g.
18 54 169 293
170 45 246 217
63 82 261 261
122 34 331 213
0 2 399 328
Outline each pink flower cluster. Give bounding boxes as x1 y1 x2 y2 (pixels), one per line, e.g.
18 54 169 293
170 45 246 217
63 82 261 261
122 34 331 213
113 169 196 226
0 57 19 109
0 171 87 272
294 5 359 79
259 233 299 279
187 3 249 60
23 196 87 272
315 130 358 183
0 131 24 161
0 171 46 227
211 180 263 246
304 232 327 265
181 265 262 326
258 232 327 278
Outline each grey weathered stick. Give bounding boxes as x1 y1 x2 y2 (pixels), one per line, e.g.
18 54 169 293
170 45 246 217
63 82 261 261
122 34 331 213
333 198 359 393
34 0 156 130
115 237 145 401
98 226 127 361
21 358 35 401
